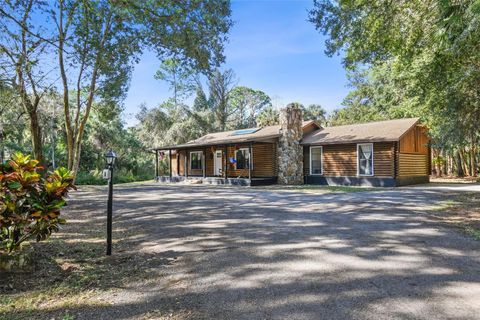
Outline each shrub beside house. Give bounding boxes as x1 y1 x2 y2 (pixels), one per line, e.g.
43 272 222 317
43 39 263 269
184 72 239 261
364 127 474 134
0 153 75 270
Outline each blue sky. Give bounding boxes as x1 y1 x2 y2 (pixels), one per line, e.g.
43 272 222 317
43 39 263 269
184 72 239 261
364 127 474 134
123 0 349 125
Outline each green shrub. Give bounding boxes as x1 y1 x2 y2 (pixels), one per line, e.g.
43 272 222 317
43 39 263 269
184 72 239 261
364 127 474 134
75 169 106 185
75 168 152 185
0 152 76 253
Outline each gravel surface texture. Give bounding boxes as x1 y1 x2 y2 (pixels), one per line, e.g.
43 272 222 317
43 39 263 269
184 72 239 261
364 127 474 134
65 183 480 319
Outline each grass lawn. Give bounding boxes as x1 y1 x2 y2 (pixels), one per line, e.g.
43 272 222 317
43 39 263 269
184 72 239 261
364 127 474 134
0 188 172 320
431 192 480 240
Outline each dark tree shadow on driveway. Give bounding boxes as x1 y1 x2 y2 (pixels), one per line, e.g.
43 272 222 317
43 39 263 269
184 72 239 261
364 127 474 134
2 183 479 320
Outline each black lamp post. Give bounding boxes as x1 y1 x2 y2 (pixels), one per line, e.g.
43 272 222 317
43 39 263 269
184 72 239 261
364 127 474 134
105 150 116 256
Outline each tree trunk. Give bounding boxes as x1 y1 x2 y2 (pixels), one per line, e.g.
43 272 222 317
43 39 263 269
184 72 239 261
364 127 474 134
28 109 43 165
65 130 74 170
448 152 453 176
471 139 477 177
441 149 447 177
461 149 470 176
433 148 441 177
72 141 82 180
57 6 111 180
436 162 442 177
457 149 465 177
0 118 4 163
57 0 74 171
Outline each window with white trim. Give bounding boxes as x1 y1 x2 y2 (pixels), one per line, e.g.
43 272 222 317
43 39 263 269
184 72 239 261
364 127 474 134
310 146 323 175
235 148 250 170
357 143 374 176
190 151 203 170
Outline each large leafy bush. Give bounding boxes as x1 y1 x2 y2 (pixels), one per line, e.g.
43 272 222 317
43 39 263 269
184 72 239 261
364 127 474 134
0 153 75 253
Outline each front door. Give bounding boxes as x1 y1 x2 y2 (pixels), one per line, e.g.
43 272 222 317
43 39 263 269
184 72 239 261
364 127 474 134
214 150 223 176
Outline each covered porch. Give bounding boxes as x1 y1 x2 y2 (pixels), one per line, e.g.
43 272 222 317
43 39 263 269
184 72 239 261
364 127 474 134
153 141 278 186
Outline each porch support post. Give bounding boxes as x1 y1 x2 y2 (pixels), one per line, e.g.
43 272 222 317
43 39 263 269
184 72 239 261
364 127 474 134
177 150 180 176
203 148 206 178
154 150 159 181
185 151 188 178
169 149 172 179
224 145 228 182
248 142 253 181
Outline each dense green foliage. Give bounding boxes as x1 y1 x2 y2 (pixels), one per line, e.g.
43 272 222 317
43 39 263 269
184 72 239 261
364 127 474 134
0 0 233 178
1 64 325 183
0 153 75 253
310 0 480 176
136 66 327 145
0 84 154 185
5 0 475 184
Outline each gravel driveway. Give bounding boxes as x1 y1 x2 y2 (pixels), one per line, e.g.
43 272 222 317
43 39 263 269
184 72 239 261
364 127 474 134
69 183 480 320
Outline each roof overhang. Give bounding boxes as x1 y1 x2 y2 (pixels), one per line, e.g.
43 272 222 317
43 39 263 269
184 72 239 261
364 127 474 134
152 134 280 151
157 122 322 150
396 118 421 141
301 138 399 146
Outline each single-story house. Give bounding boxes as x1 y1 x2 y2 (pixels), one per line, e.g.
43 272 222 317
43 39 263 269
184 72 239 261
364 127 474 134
153 105 430 187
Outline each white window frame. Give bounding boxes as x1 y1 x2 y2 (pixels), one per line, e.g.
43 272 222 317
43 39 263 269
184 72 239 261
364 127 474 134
357 143 374 176
234 148 251 170
189 151 203 170
309 146 323 175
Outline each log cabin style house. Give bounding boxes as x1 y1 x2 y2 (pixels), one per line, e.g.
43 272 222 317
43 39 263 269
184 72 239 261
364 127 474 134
153 106 430 187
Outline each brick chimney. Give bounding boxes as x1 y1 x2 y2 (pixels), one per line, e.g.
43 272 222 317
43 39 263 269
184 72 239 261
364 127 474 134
277 103 304 185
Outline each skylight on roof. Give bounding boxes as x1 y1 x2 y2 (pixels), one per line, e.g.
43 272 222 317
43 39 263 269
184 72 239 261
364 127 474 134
231 128 260 136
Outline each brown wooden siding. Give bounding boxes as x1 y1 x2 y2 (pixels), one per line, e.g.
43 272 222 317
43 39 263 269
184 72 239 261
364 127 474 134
303 122 320 135
226 143 276 177
398 125 430 178
171 154 178 176
304 142 395 178
253 143 277 177
202 147 215 176
173 143 276 178
399 125 429 154
178 151 185 175
374 142 395 177
323 144 356 177
398 153 429 177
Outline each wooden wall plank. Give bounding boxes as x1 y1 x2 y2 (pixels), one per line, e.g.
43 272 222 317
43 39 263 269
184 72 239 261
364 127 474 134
171 154 178 176
303 142 395 177
399 125 429 154
398 153 428 177
172 143 277 178
226 143 277 177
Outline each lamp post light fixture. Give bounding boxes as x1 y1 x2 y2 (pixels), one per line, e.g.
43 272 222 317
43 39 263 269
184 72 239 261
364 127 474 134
105 150 116 255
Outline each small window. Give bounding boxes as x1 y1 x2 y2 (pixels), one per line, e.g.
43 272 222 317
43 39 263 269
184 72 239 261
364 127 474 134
235 148 250 170
357 143 374 176
310 146 323 175
190 151 203 170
